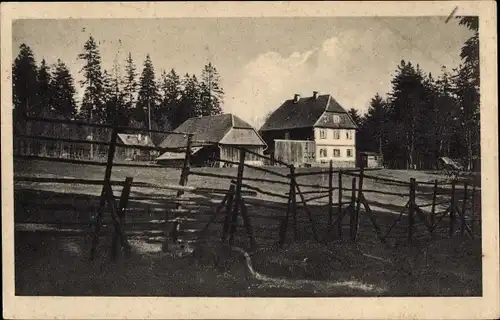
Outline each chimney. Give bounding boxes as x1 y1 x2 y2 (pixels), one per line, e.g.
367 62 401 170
293 94 301 103
313 91 319 99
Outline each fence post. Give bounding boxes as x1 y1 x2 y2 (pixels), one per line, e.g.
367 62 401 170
430 179 438 231
290 165 297 241
90 126 118 260
328 160 333 226
354 164 365 241
169 134 193 246
229 149 246 244
408 178 416 245
461 182 468 236
349 177 356 241
221 183 236 241
337 170 343 239
470 184 476 234
449 180 456 237
111 176 133 259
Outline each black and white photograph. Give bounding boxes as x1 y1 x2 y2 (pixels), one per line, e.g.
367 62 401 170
2 2 498 319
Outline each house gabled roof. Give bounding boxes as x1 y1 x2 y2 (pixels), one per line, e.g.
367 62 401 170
259 93 357 131
159 113 265 150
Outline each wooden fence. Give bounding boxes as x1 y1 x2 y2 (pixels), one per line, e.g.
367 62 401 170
13 117 482 263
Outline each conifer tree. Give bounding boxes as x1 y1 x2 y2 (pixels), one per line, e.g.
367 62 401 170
199 62 224 116
13 44 39 118
50 59 77 119
136 54 159 129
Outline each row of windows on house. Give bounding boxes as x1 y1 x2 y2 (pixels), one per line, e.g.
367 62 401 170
318 129 354 140
318 148 354 158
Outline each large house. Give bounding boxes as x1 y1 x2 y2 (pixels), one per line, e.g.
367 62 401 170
157 114 267 167
259 91 358 168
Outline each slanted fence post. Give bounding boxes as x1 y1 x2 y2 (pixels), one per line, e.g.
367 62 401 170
229 149 246 245
470 184 476 234
449 180 456 237
90 126 118 260
430 179 438 233
328 160 334 226
170 134 193 245
408 178 416 245
111 176 133 259
354 164 365 241
461 182 468 236
337 170 343 239
349 177 356 241
290 165 298 241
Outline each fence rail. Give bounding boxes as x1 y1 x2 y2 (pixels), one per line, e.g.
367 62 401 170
14 117 481 262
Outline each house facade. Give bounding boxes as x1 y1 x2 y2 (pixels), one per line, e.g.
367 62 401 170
157 114 267 167
259 91 358 168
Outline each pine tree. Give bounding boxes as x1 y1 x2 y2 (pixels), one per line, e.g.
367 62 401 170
159 68 182 130
122 52 138 114
358 94 388 157
177 73 199 125
77 36 105 123
454 16 480 170
136 54 160 129
387 60 427 169
347 108 362 127
37 59 53 117
12 44 39 118
50 59 77 119
199 62 224 116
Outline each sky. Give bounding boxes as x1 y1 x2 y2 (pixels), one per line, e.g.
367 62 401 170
12 17 473 128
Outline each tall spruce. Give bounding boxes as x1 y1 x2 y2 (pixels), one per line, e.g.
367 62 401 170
50 59 77 119
136 54 160 129
12 44 39 118
178 73 200 124
453 16 480 170
159 69 182 130
77 36 105 123
359 94 388 157
347 108 362 127
199 62 224 116
37 59 53 117
123 52 138 115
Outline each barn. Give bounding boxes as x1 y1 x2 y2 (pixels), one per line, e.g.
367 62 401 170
157 114 267 167
259 91 358 168
116 133 156 161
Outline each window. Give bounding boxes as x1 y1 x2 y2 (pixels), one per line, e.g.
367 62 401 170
319 148 328 158
347 149 353 157
319 129 327 139
333 130 340 139
333 149 340 157
346 130 353 140
333 115 340 123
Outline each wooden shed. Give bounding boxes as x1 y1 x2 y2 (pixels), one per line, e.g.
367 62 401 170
357 151 384 168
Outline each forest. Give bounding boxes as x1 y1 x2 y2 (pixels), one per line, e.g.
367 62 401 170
12 17 479 170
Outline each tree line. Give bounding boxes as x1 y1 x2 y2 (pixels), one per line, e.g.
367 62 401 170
346 17 479 171
12 35 224 133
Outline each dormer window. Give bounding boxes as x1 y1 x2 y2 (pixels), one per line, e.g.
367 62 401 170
333 115 340 124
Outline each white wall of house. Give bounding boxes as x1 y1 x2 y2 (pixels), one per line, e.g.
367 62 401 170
313 128 356 163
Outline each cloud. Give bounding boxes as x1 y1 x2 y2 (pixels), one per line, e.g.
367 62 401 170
224 30 395 129
223 24 465 129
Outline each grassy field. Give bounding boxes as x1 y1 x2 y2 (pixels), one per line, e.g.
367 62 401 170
13 159 482 296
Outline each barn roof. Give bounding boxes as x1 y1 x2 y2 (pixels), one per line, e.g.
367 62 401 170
259 93 357 131
117 133 155 147
158 113 265 149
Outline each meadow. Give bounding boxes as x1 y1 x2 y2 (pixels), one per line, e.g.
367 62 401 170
13 159 482 296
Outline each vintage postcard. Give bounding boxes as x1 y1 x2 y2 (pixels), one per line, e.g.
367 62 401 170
1 1 498 319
